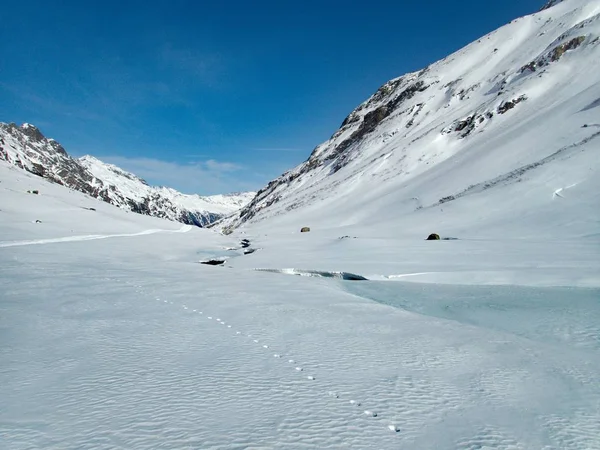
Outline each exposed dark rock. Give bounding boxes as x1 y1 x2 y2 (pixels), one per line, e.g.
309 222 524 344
498 95 527 114
439 195 456 204
342 273 369 281
19 124 45 143
200 260 226 266
520 36 585 74
455 115 476 133
550 36 585 61
300 227 311 233
325 81 429 174
540 0 564 10
426 233 441 241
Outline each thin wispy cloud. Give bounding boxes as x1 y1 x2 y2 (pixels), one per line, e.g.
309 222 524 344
100 155 254 195
183 153 210 159
205 159 242 172
159 43 223 87
252 147 306 153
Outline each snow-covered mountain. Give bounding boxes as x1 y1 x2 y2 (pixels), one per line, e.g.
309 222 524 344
0 122 255 226
220 0 600 238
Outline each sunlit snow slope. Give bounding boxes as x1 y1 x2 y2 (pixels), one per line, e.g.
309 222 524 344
224 0 600 239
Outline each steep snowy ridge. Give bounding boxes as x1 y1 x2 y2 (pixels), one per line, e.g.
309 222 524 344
0 123 255 226
541 0 566 10
221 0 600 237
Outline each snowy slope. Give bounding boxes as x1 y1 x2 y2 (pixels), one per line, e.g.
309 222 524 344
78 155 255 223
221 0 600 239
2 157 600 449
0 123 255 227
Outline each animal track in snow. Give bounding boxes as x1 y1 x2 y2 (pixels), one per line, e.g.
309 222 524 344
143 283 395 437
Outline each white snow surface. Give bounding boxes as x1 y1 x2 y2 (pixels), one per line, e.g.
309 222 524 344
2 1 600 448
1 154 600 450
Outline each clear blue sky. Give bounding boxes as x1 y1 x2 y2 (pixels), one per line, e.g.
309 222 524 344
1 0 543 194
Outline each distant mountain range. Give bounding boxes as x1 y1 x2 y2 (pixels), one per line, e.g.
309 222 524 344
0 122 255 226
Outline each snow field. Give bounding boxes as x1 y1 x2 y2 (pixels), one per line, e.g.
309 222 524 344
1 161 600 448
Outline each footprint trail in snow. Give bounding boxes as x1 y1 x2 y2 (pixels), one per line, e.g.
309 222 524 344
124 279 399 435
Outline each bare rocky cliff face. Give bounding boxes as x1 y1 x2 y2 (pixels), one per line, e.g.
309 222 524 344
0 123 254 226
0 123 98 196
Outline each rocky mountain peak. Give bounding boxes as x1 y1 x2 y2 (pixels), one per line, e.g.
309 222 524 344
0 123 255 227
540 0 564 11
19 123 46 142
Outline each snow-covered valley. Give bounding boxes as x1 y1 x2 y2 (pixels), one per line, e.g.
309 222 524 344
2 0 600 448
1 153 599 449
